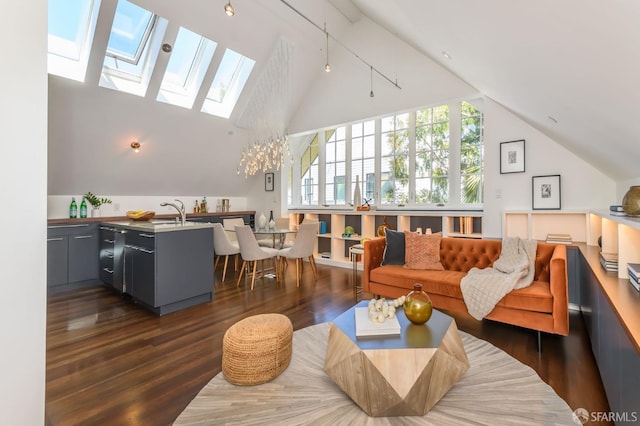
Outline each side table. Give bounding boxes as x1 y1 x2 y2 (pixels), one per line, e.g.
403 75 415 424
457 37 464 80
349 244 364 299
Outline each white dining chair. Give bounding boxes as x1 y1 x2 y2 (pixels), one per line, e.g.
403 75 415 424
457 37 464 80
213 223 240 282
277 222 318 287
235 225 280 290
223 217 245 243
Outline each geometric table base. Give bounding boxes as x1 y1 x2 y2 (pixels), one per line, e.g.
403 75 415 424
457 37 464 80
324 319 469 417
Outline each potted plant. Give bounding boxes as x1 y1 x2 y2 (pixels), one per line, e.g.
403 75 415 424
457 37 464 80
83 192 112 217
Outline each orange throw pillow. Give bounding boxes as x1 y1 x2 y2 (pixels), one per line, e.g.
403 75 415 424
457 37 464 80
403 231 444 270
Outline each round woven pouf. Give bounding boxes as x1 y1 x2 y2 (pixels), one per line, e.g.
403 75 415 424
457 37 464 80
222 313 293 386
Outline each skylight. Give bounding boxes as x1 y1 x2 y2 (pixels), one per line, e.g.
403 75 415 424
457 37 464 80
202 48 255 119
48 0 101 82
99 0 167 97
157 27 217 109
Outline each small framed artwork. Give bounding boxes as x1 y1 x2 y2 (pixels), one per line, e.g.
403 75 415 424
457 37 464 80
265 172 274 192
532 174 561 210
500 139 525 174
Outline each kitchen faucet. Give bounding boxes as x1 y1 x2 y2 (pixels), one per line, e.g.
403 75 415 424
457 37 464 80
160 199 186 225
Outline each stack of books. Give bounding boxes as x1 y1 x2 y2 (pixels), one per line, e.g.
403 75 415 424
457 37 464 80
545 233 573 245
627 263 640 292
610 205 628 217
354 307 401 337
599 252 619 272
458 217 474 234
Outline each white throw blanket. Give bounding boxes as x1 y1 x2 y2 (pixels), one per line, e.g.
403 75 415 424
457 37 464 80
460 237 537 320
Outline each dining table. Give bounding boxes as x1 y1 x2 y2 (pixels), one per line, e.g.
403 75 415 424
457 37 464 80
253 227 297 249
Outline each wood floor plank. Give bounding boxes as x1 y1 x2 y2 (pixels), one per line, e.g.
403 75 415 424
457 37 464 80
46 263 611 425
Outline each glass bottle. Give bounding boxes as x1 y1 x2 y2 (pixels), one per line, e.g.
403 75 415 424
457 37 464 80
404 283 433 325
69 197 78 219
79 198 87 218
202 196 208 213
194 200 199 214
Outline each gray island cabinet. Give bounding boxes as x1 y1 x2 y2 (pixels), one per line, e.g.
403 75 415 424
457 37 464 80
104 221 214 315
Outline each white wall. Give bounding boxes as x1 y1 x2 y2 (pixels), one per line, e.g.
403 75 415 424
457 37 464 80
0 2 47 424
289 16 478 133
482 98 616 237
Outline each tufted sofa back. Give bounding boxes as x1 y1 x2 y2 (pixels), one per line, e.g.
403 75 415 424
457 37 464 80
439 238 555 282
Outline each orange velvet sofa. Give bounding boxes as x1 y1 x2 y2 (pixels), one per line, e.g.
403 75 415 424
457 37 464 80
363 236 569 336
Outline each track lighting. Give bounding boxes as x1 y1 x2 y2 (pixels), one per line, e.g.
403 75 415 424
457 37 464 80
224 1 234 17
131 141 141 153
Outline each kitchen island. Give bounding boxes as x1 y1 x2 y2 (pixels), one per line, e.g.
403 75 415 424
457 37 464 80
100 220 214 315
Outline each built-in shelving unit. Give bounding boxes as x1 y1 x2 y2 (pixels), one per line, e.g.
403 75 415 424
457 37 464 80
503 210 590 242
589 211 640 280
289 210 483 269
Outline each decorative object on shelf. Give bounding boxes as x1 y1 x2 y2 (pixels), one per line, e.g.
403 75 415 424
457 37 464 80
268 210 276 229
353 175 361 211
265 172 274 192
621 185 640 217
532 174 561 210
500 139 525 174
404 283 433 325
84 192 112 217
377 216 391 236
257 212 267 229
342 225 355 238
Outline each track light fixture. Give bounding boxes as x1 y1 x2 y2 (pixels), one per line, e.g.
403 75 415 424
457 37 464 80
130 141 141 153
279 0 400 95
324 23 331 72
224 1 234 17
370 66 374 98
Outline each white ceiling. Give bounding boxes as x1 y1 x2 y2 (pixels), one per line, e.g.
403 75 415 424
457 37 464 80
48 0 640 198
345 0 640 181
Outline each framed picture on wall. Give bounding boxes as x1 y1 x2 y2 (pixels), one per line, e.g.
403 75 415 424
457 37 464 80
500 139 525 174
265 172 274 191
532 174 561 210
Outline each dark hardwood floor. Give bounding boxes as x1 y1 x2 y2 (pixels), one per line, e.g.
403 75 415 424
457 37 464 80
46 262 611 425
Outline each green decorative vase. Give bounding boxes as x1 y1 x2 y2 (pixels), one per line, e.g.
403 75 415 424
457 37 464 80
404 283 433 325
622 186 640 217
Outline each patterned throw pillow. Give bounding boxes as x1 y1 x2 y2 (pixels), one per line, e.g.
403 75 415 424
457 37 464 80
403 231 444 270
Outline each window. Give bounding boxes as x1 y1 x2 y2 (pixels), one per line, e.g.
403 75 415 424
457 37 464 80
202 48 255 119
288 99 483 210
99 0 168 97
325 128 346 205
380 113 410 204
48 0 101 82
157 27 217 109
351 120 376 203
300 133 320 205
415 105 449 204
460 101 484 203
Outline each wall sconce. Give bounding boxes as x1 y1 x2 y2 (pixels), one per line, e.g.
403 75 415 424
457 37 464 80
131 141 141 153
224 1 234 16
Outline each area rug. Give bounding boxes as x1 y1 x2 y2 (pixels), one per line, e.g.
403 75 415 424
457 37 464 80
174 323 575 425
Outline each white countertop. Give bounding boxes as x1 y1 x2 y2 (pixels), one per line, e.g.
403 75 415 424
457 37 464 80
102 220 214 233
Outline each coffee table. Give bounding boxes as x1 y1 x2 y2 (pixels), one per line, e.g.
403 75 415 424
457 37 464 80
323 301 469 417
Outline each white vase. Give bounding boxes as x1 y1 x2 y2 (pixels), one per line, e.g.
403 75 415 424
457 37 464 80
91 208 101 218
353 175 361 210
268 219 276 229
258 212 267 229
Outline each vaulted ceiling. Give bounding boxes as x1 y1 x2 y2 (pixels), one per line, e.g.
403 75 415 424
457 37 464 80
48 0 639 198
344 0 640 181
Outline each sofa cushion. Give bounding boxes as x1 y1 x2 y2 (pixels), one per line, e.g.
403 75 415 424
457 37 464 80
369 265 553 314
381 229 405 265
403 232 444 270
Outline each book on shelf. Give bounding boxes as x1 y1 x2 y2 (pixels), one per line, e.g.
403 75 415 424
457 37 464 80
629 273 640 292
545 233 572 244
354 307 401 337
610 205 625 212
627 263 640 281
609 211 628 217
458 216 474 235
599 252 618 272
